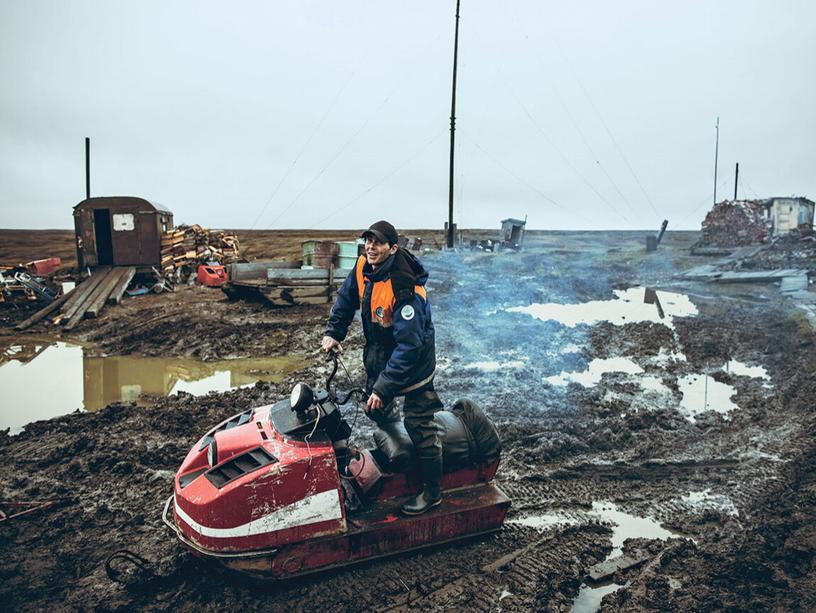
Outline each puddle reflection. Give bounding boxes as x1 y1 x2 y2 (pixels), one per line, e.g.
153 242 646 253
506 287 698 330
0 337 305 434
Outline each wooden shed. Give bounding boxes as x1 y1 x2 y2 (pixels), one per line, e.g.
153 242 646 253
500 217 527 249
764 197 814 236
73 197 173 269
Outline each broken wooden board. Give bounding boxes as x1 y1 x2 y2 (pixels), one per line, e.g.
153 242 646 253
86 268 129 317
780 274 809 294
714 269 807 283
58 268 111 323
64 268 120 329
266 268 351 286
14 286 75 330
106 267 136 305
586 552 650 583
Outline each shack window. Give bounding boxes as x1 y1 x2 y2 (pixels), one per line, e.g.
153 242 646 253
113 213 135 231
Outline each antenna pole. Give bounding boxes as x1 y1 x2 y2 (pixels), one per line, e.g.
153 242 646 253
713 117 719 204
85 137 91 200
734 162 739 200
446 0 461 249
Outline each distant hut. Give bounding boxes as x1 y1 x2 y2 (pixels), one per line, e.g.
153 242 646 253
763 197 814 236
73 197 173 269
500 218 527 249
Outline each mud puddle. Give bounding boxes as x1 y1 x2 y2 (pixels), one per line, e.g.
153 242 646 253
506 287 697 329
509 502 686 612
0 336 305 434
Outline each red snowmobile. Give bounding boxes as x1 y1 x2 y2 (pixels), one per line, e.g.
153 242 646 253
163 352 509 579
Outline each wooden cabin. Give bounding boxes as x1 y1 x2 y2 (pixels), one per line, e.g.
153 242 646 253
73 197 173 269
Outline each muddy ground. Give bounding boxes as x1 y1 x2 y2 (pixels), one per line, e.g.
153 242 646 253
1 230 815 611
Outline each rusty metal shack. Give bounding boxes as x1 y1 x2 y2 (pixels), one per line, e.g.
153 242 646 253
73 197 173 269
500 217 527 249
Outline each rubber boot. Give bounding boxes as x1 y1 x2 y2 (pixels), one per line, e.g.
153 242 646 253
401 455 442 516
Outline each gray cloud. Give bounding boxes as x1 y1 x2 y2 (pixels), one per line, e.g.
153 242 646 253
2 0 814 230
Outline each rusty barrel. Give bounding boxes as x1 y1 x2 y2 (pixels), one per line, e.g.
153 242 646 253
312 241 339 269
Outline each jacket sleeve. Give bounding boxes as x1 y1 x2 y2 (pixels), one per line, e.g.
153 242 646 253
372 293 427 404
325 265 360 342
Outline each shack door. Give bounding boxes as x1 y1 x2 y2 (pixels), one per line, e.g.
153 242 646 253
110 207 142 265
94 209 114 265
76 208 97 267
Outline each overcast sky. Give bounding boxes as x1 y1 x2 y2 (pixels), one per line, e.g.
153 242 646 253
1 1 814 231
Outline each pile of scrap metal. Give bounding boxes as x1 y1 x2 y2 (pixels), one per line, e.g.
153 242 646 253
160 225 240 281
15 266 135 331
696 200 772 249
0 258 62 304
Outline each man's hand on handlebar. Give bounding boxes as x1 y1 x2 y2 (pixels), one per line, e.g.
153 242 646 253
365 392 384 414
321 336 342 354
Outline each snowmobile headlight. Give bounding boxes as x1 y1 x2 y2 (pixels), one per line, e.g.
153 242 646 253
207 440 218 467
290 382 314 413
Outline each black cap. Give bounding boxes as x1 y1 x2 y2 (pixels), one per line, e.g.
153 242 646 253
361 220 398 246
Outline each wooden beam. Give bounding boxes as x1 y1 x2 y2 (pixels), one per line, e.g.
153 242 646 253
86 268 128 317
58 268 110 323
14 286 75 330
106 267 136 304
64 268 118 329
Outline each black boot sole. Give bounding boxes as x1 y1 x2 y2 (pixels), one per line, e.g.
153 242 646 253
400 498 442 516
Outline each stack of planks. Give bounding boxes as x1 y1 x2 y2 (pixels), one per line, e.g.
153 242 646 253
15 267 136 331
160 225 240 277
224 268 350 307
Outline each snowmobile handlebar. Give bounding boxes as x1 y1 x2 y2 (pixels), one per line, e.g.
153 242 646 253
325 349 365 405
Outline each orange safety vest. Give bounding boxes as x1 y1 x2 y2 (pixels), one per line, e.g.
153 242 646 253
354 255 427 329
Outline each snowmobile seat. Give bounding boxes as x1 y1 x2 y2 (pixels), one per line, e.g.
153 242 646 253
372 409 479 473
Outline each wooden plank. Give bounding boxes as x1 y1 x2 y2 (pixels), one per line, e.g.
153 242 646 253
58 268 111 323
86 268 128 317
261 286 330 300
587 553 649 583
14 287 75 330
63 268 119 329
267 268 331 281
264 295 331 307
780 274 808 294
59 276 99 314
107 267 136 304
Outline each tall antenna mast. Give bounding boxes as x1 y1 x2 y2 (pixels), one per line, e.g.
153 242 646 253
713 117 719 204
446 0 461 249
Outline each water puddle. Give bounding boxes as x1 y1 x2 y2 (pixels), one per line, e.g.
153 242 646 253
463 359 525 372
506 287 697 330
570 502 684 612
506 510 583 529
680 489 739 517
0 337 306 434
513 502 685 612
546 357 643 387
570 581 628 613
677 374 738 422
724 359 769 380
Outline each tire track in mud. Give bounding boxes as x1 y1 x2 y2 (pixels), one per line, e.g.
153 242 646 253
370 524 612 612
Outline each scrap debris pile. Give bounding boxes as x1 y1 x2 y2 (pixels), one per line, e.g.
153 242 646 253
740 229 816 273
699 200 772 247
0 258 62 305
161 225 240 278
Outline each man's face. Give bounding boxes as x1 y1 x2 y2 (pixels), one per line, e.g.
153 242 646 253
365 236 397 267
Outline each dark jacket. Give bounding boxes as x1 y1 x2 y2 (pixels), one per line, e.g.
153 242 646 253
325 248 436 404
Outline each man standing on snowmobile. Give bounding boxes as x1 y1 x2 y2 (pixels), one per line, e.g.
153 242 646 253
322 220 443 515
